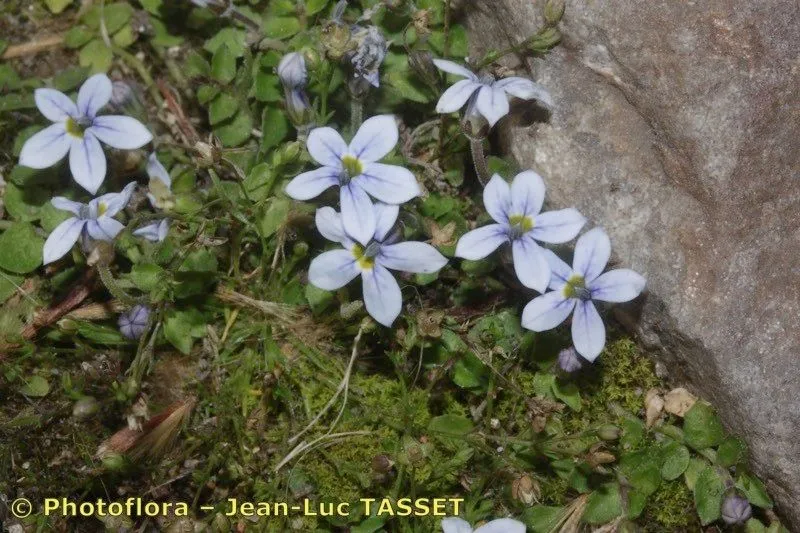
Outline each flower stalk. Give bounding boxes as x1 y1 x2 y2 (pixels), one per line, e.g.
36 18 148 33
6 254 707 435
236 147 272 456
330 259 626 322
468 134 490 186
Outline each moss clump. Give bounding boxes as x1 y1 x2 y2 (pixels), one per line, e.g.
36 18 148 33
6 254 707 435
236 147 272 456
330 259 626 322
642 480 699 531
594 338 660 413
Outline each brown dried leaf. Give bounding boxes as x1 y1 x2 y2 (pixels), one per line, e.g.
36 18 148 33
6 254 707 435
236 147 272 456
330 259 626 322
645 388 665 427
664 387 697 417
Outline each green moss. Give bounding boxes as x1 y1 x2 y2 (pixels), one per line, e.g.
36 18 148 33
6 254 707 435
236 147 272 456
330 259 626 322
642 480 699 531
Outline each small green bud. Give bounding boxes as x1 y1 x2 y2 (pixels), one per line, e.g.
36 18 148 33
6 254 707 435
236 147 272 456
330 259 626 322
102 453 126 472
293 241 309 257
543 0 566 26
281 141 302 163
596 424 621 441
529 27 562 52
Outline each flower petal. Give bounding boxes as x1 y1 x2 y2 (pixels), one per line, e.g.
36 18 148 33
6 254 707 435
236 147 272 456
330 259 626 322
285 167 339 200
440 517 473 533
379 242 447 273
69 133 107 195
589 268 646 302
349 115 398 162
19 123 70 169
77 73 112 118
34 88 77 122
573 227 611 282
86 217 125 241
483 173 511 224
92 181 136 217
362 264 402 327
90 115 153 149
435 79 482 113
146 152 171 187
532 208 586 244
454 224 508 260
315 206 348 245
510 170 546 218
512 235 551 292
474 518 527 533
432 59 478 80
133 219 169 242
307 127 347 167
373 202 399 242
521 291 576 332
495 77 554 108
340 183 376 246
308 249 360 290
357 163 420 204
543 249 574 291
572 300 606 362
475 84 510 127
43 218 85 264
50 197 84 215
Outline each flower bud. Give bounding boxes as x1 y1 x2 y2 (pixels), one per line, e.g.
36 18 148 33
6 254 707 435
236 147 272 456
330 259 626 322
412 9 432 38
277 52 308 90
347 25 388 96
557 347 584 373
408 50 439 88
721 494 752 525
543 0 566 26
596 424 621 441
511 474 540 505
194 141 218 167
118 305 151 340
321 22 353 61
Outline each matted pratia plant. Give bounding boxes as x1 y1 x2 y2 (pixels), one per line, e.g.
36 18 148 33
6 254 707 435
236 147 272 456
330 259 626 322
0 0 784 531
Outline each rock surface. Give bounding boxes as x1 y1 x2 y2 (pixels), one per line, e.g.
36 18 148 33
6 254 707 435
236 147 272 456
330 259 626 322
462 0 800 526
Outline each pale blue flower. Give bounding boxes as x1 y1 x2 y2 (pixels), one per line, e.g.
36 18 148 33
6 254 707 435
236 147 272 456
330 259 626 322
19 74 152 194
285 115 421 245
434 59 553 127
118 305 150 340
521 228 646 361
349 26 387 88
441 517 526 533
43 182 136 264
455 171 586 292
144 152 173 209
133 219 169 242
308 203 447 327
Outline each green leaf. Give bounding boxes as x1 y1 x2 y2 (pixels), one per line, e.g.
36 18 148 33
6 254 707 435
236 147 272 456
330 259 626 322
197 84 220 105
582 483 622 524
243 162 276 201
75 322 126 344
4 182 50 221
79 39 113 73
20 375 50 397
204 28 247 57
736 473 773 509
304 284 333 315
350 516 385 533
139 0 163 15
452 352 488 389
521 505 565 533
693 466 726 525
620 448 661 497
65 26 94 48
214 109 253 147
82 3 133 33
683 401 725 450
0 223 44 274
52 67 90 91
253 71 282 102
45 0 73 14
211 44 237 84
184 51 210 78
130 263 163 292
661 441 691 480
305 0 330 15
163 308 207 354
112 24 137 48
683 457 707 490
0 271 24 303
745 519 768 533
552 380 582 411
257 198 290 238
260 106 289 150
264 16 301 39
209 93 239 125
716 437 747 467
427 414 473 437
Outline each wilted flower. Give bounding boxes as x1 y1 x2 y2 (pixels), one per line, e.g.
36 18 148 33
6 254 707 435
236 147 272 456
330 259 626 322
521 228 646 361
721 494 752 525
454 171 585 292
277 52 312 125
434 59 553 128
557 346 584 373
43 182 136 264
19 74 152 194
285 115 420 245
348 25 387 91
133 219 169 242
441 517 526 533
145 153 173 210
308 203 447 327
118 305 151 340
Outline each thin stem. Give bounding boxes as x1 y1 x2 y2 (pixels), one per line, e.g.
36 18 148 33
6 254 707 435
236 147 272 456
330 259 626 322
469 135 490 186
112 46 163 107
97 265 140 306
350 98 364 134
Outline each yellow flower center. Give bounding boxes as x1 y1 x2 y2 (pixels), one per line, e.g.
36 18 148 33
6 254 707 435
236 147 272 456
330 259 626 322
563 274 591 300
65 117 85 139
352 244 374 270
341 155 364 179
97 202 108 216
508 214 534 238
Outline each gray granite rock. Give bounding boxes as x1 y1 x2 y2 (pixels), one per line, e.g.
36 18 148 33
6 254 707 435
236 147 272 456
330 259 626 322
462 0 800 526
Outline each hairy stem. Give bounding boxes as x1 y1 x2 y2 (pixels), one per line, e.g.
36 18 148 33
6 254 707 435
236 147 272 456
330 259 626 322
469 136 490 186
350 98 364 133
97 265 140 306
